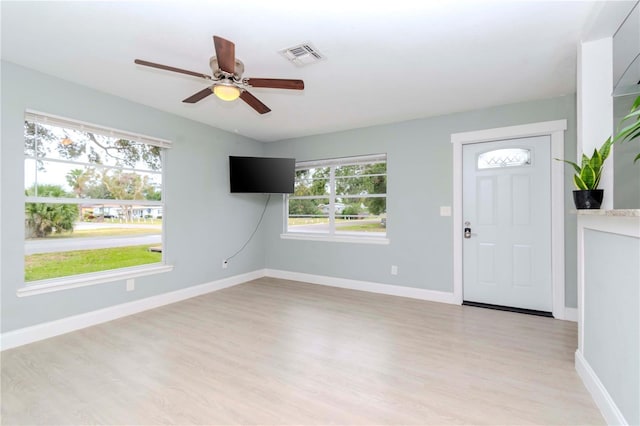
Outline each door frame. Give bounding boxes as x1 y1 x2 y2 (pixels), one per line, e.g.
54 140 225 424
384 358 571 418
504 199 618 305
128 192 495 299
451 120 567 319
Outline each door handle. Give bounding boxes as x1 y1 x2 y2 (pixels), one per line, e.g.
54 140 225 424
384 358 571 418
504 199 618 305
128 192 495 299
464 221 472 239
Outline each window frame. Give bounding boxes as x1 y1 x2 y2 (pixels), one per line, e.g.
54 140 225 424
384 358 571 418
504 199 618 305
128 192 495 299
281 154 389 245
21 110 173 296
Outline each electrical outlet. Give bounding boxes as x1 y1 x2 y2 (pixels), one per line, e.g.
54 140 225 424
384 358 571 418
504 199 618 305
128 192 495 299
126 279 135 291
391 265 398 275
222 260 228 269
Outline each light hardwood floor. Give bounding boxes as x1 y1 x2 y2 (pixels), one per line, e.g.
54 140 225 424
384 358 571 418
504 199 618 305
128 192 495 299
1 277 603 425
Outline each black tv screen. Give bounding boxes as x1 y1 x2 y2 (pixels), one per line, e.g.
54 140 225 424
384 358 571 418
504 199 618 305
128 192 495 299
229 156 295 193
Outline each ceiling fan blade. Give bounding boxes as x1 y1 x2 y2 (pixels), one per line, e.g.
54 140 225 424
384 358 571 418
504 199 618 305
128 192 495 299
134 59 210 80
213 36 235 74
182 87 214 103
240 91 271 114
245 78 304 90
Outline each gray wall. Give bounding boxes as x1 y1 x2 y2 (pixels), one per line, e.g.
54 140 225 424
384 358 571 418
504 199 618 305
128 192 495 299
1 61 266 332
584 229 639 425
1 60 580 335
263 95 579 308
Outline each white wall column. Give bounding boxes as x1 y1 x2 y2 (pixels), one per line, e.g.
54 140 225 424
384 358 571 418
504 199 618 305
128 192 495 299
577 38 614 209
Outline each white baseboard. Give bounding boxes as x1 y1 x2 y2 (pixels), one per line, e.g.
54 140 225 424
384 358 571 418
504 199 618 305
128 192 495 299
264 269 456 304
0 269 265 351
564 307 578 322
1 267 574 351
575 350 628 425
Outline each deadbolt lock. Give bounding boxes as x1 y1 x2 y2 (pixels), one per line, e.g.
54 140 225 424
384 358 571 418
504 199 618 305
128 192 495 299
464 221 472 239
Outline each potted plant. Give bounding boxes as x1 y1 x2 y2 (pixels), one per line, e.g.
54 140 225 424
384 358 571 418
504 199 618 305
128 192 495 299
558 95 640 209
613 95 640 163
557 137 613 209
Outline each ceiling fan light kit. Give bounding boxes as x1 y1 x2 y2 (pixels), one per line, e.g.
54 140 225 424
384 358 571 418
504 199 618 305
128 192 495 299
134 35 304 114
213 83 241 101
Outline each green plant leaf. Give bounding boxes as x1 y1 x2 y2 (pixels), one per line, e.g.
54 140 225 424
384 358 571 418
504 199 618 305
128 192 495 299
580 164 597 189
590 148 602 171
581 153 590 168
614 120 640 143
555 158 582 174
621 109 640 122
621 96 640 121
619 126 640 144
610 95 640 166
573 174 588 190
599 137 612 160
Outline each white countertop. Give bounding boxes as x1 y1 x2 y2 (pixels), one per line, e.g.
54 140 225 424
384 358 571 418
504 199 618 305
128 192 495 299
575 209 640 217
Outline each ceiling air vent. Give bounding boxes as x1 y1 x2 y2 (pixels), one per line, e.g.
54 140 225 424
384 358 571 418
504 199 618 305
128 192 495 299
279 42 325 67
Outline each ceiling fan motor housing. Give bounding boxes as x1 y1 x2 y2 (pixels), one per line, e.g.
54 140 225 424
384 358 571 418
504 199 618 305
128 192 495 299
210 57 244 80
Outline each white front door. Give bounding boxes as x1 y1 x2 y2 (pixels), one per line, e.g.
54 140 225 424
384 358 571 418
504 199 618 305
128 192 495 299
462 136 552 312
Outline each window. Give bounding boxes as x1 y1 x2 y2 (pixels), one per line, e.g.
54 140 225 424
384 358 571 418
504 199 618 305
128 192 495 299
477 148 531 169
23 111 171 288
285 154 387 242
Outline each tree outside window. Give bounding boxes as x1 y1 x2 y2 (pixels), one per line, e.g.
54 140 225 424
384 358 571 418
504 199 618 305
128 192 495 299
24 112 169 283
286 154 387 238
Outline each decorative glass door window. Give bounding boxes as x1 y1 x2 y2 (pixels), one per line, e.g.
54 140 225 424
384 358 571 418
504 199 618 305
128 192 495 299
477 148 531 169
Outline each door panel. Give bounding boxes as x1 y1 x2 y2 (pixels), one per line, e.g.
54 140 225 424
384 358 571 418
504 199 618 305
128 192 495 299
477 177 496 225
512 175 531 225
463 136 552 312
478 243 497 284
512 245 533 287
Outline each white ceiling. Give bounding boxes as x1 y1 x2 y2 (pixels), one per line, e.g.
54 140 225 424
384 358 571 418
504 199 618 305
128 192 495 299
0 1 628 142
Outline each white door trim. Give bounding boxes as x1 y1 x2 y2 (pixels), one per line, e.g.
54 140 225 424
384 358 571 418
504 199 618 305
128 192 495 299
451 120 568 319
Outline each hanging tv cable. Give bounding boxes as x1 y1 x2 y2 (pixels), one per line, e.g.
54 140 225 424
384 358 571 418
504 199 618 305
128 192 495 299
224 194 271 265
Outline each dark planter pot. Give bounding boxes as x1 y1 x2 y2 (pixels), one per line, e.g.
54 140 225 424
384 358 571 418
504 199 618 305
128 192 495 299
573 189 604 209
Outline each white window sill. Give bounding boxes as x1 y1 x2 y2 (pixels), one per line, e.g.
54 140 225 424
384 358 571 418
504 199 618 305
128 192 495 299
280 233 390 245
17 263 174 297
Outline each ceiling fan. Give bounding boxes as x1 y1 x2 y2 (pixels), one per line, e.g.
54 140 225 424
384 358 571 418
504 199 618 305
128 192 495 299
134 35 304 114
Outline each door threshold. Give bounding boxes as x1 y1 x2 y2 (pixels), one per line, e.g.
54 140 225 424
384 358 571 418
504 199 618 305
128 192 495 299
462 301 553 318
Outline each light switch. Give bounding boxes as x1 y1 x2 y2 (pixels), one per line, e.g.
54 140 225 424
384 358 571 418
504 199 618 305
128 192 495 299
440 206 452 216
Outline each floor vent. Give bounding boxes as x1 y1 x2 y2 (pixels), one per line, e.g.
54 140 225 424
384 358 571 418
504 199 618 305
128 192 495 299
279 42 325 66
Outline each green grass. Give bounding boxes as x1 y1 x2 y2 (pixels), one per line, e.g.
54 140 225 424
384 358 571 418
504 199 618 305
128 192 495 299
288 217 379 226
95 218 163 226
25 245 162 282
337 222 385 232
35 228 160 239
288 217 329 225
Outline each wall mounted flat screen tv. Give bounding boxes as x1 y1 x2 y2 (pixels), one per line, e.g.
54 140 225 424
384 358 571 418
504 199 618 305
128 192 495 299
229 156 295 193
